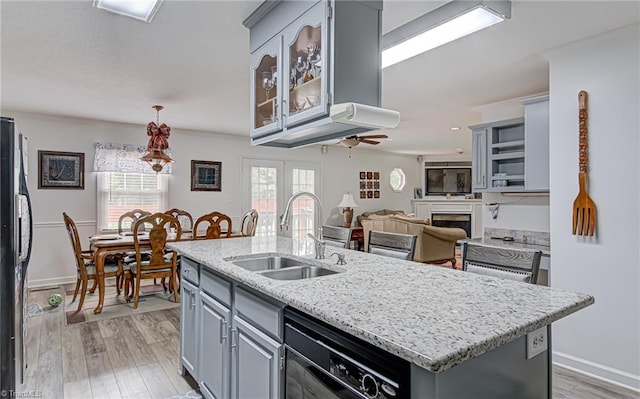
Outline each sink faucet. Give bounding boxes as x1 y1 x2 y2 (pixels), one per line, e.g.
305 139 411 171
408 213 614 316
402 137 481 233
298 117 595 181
280 191 324 258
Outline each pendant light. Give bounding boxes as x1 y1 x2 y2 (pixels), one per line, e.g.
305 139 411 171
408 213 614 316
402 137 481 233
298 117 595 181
140 105 173 173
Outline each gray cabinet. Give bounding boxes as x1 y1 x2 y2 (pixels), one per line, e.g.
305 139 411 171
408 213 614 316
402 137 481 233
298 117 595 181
245 0 384 147
470 95 549 193
471 129 488 190
523 95 549 191
231 316 282 399
181 259 284 399
180 279 199 379
199 292 231 399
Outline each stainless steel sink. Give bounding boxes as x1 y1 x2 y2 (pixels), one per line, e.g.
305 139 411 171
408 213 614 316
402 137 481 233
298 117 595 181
258 266 340 280
229 256 306 272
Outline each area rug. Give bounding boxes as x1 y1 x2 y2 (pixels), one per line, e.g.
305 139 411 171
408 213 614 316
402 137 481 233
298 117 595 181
64 278 180 325
26 303 43 318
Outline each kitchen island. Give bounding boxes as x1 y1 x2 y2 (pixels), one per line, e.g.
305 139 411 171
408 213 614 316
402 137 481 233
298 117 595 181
169 236 593 399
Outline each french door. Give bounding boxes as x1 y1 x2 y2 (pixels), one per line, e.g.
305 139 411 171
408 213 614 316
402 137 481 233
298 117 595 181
242 159 320 250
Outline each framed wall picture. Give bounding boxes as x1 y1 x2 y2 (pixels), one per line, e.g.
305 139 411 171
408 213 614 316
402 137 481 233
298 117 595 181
367 190 373 198
191 160 222 191
374 191 380 198
366 172 373 179
360 190 366 199
38 150 84 189
373 171 380 180
359 171 366 179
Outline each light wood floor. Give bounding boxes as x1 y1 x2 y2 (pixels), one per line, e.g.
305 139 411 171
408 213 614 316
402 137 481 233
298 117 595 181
22 286 639 399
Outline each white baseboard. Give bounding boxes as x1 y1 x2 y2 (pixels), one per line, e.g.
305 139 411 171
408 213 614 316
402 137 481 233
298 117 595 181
28 275 76 289
553 351 640 393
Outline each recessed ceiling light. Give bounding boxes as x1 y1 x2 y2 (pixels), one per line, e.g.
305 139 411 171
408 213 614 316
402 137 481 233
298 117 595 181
450 126 461 131
93 0 163 23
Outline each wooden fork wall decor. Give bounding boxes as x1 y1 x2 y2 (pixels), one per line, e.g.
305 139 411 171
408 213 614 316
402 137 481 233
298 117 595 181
572 90 597 236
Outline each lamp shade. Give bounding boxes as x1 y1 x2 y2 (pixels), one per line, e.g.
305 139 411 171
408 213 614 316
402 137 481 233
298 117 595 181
337 193 358 208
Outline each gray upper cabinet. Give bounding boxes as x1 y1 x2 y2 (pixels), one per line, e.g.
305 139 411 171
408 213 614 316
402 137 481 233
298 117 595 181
250 35 283 139
523 95 550 191
245 0 384 148
472 128 488 190
470 95 549 193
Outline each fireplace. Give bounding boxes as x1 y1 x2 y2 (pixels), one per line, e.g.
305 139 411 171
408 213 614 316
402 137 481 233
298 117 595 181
432 213 471 238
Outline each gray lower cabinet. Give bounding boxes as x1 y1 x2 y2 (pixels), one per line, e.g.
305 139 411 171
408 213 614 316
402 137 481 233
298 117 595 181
185 261 284 399
180 279 199 379
231 316 282 399
199 291 231 399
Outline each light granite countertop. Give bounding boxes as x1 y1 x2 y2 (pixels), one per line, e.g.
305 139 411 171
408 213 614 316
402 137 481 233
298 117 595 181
168 236 592 373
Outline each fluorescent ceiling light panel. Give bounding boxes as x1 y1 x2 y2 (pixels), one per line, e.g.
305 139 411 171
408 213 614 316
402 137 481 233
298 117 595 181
93 0 163 23
382 1 510 69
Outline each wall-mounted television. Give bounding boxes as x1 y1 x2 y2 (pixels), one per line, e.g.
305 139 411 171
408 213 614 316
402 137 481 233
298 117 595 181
424 167 472 195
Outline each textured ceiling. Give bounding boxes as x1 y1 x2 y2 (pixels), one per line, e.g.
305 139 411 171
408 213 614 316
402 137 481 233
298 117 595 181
1 1 638 156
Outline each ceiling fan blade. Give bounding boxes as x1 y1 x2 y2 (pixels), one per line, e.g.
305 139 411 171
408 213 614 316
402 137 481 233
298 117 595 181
360 139 380 145
358 134 388 140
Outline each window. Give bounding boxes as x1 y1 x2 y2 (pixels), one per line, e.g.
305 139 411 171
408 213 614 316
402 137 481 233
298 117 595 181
97 172 168 232
93 143 170 233
390 168 406 192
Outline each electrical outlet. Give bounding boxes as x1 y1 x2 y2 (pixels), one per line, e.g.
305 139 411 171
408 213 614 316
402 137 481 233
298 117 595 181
526 326 548 359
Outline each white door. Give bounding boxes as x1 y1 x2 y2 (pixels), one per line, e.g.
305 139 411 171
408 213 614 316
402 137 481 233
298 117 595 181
242 159 320 244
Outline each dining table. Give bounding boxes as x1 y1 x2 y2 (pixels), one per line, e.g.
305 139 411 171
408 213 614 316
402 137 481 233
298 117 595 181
89 233 150 314
88 230 243 313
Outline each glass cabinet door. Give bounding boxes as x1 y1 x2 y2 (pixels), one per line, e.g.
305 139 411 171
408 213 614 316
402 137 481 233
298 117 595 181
283 2 329 128
250 36 282 138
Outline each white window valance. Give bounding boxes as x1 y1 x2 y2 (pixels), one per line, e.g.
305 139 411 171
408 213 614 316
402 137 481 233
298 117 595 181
93 142 172 174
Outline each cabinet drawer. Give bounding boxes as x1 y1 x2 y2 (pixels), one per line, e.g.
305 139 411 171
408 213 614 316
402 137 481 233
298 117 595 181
181 257 200 286
235 287 283 341
200 269 232 307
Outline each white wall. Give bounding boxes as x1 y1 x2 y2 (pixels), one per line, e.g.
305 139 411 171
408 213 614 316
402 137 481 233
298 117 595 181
546 24 640 391
10 111 417 287
481 193 550 232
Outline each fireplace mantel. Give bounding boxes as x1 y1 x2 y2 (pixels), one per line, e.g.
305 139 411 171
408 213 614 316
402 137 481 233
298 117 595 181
412 198 483 238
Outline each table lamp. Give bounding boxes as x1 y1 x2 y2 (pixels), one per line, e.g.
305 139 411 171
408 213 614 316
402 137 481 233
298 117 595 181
337 193 358 227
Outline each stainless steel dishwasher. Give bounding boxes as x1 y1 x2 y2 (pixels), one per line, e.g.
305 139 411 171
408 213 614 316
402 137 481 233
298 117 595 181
284 308 410 399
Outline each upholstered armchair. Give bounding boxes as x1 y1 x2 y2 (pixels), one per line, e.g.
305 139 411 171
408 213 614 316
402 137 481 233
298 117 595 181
362 215 466 265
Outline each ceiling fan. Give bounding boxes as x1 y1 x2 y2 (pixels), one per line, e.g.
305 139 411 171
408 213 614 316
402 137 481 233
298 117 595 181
339 134 389 148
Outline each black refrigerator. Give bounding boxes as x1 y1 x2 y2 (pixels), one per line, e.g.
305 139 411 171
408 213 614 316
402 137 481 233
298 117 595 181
0 116 33 393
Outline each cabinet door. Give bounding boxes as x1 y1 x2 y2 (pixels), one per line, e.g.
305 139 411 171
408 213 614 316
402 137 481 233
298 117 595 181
472 129 488 190
282 1 330 128
199 292 231 399
180 279 198 379
250 35 283 139
230 316 282 399
524 98 549 190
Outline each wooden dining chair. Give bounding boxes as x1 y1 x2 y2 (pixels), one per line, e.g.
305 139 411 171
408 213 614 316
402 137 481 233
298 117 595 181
118 209 152 235
322 225 351 249
193 211 233 239
63 212 124 311
367 230 417 261
164 208 194 235
461 242 542 284
124 213 182 309
240 209 259 237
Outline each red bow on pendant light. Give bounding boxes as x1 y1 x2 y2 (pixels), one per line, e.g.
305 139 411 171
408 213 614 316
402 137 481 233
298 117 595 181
140 105 173 173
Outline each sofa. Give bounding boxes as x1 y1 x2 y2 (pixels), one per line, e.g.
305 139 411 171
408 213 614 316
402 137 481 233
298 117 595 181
356 209 407 227
361 215 467 265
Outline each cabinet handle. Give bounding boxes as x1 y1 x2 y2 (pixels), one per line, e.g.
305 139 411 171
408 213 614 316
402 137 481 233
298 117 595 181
230 328 238 349
189 292 196 310
220 320 228 344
